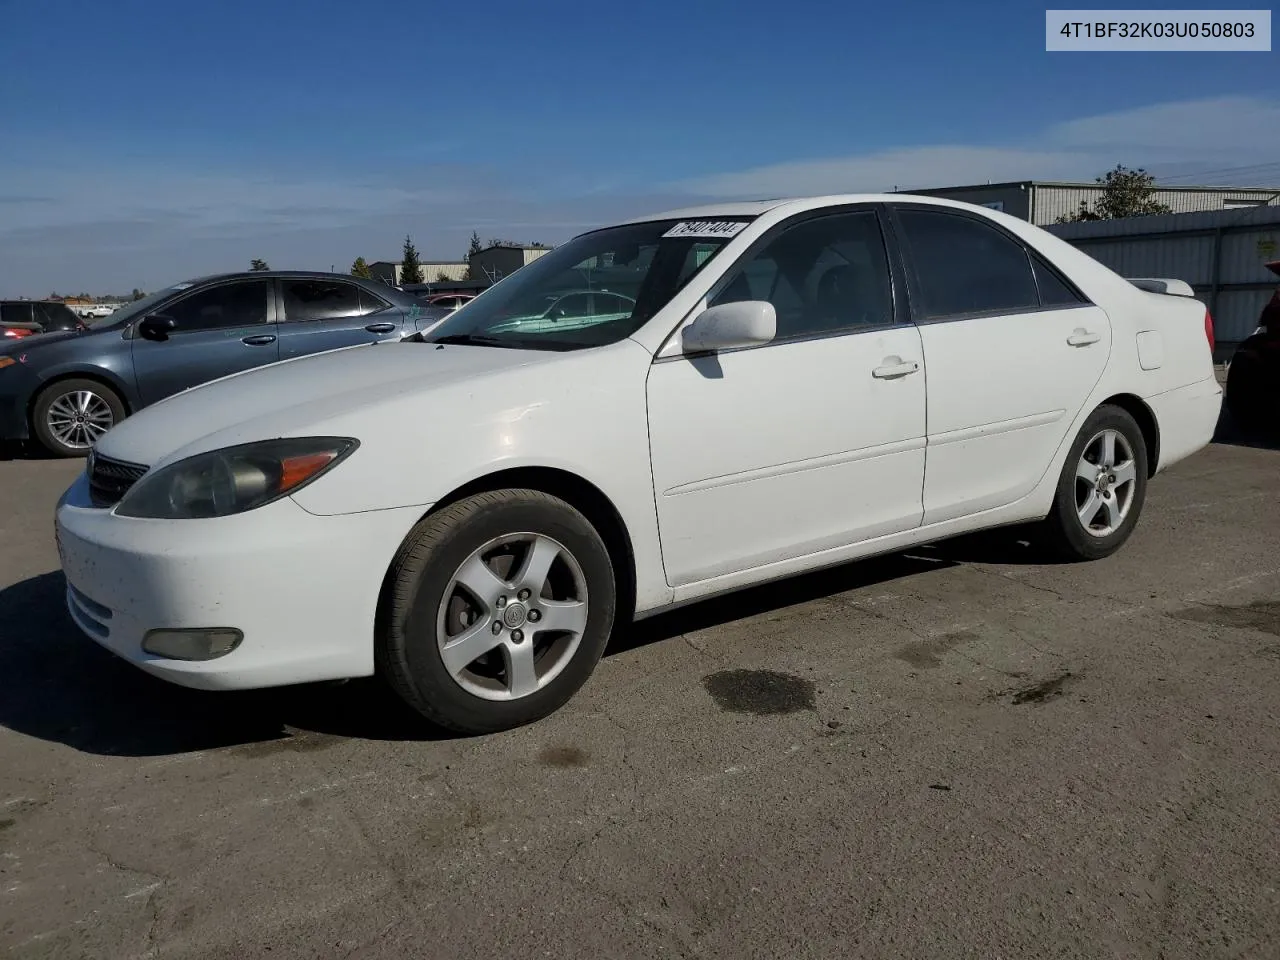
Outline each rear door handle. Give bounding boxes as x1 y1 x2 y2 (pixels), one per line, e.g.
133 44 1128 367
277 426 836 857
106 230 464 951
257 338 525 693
365 322 396 333
1067 328 1101 347
241 334 276 346
872 357 920 379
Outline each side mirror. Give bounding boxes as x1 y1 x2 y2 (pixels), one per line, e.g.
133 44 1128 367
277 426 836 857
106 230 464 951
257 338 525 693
681 301 776 353
138 315 177 341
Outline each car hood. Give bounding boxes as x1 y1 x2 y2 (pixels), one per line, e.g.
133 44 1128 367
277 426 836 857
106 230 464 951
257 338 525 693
0 329 82 355
94 339 569 467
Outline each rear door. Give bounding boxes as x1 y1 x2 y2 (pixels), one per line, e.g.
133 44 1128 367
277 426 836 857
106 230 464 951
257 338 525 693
276 278 401 359
889 204 1111 525
130 279 279 404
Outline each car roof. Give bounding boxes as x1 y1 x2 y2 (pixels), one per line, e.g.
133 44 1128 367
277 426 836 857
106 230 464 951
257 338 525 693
623 193 988 224
181 270 390 284
169 271 418 304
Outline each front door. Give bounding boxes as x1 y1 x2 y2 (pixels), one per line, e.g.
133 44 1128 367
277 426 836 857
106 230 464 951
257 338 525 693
646 208 928 588
130 279 278 404
276 277 401 360
890 205 1113 525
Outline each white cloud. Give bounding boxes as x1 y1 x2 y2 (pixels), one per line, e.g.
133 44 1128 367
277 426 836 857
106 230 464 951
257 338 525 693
676 96 1280 197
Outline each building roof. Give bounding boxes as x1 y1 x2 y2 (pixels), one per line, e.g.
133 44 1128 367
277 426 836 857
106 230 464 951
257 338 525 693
905 179 1280 194
370 260 468 267
473 243 553 253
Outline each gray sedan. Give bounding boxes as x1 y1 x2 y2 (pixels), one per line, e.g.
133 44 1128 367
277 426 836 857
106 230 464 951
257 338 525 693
0 271 431 456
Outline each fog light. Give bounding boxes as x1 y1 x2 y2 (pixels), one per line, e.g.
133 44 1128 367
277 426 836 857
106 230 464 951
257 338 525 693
142 628 243 661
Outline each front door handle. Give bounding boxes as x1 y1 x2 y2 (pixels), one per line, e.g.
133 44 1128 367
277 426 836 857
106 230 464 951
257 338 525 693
365 322 396 334
872 357 920 379
242 334 276 346
1067 328 1101 347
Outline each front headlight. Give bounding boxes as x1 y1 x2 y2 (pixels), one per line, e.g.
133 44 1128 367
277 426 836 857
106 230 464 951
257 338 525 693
114 437 359 519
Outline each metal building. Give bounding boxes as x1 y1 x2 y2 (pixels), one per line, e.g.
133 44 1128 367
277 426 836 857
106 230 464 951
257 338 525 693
368 260 470 285
467 243 552 283
903 180 1280 226
1045 204 1280 358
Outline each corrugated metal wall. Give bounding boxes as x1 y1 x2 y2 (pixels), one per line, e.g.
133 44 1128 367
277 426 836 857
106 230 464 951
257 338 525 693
1046 204 1280 354
1033 187 1280 225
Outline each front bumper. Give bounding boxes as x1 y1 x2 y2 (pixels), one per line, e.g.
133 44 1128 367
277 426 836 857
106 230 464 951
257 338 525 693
54 469 426 690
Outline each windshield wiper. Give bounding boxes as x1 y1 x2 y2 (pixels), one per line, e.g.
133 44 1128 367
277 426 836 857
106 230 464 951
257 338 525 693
428 333 510 348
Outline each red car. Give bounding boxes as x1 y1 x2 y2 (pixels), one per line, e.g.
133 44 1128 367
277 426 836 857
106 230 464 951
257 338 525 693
1224 259 1280 436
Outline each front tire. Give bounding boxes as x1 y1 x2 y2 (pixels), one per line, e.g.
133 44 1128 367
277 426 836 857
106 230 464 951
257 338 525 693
377 489 617 735
31 378 126 458
1038 405 1148 562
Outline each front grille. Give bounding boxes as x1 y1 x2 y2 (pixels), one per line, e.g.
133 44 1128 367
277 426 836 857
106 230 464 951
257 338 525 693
88 453 149 508
66 582 112 639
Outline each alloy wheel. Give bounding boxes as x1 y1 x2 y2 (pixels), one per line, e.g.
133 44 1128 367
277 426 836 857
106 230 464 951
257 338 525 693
436 533 589 701
46 390 115 450
1074 428 1138 538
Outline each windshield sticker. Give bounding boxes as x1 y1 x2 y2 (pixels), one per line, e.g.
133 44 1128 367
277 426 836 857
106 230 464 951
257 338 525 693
662 220 748 240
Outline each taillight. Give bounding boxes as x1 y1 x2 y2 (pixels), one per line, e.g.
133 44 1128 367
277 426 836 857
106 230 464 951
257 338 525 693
3 328 33 339
1204 308 1215 354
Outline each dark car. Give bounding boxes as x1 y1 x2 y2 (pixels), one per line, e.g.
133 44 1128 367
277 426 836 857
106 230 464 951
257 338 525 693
1 300 85 340
1224 259 1280 437
0 271 429 456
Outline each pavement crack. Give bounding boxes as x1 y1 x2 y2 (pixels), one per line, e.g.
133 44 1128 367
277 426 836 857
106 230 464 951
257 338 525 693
682 633 710 657
558 825 607 884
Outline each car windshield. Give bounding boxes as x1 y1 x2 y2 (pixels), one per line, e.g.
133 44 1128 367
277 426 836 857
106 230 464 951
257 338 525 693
422 218 751 350
83 285 194 328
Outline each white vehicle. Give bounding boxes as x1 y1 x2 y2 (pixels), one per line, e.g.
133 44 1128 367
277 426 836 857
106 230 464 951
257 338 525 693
77 304 118 319
55 195 1222 733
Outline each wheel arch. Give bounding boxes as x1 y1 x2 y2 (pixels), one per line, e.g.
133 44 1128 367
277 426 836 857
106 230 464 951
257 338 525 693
27 369 133 427
1099 392 1160 476
379 465 639 626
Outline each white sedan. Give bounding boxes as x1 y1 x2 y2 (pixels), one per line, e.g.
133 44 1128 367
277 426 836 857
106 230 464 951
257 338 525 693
55 194 1222 733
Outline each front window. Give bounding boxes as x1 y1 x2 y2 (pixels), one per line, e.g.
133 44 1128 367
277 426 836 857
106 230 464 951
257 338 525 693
84 285 188 329
422 218 750 350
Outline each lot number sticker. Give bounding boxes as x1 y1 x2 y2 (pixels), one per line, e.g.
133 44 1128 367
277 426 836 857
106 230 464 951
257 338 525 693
662 220 748 240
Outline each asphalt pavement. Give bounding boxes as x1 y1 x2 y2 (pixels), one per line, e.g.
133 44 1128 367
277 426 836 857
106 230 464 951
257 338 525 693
1 417 1278 959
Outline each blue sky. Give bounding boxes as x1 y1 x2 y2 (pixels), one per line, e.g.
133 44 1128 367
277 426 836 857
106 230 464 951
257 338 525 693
1 0 1277 294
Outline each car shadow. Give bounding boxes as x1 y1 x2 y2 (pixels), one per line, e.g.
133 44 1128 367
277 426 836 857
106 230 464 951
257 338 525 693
0 571 445 758
0 526 1060 758
0 441 63 462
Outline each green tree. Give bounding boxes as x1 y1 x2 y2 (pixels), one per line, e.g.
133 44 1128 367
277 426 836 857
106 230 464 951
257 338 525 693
465 231 484 280
131 288 146 301
435 270 454 282
400 235 423 285
1057 165 1174 223
249 258 270 271
350 256 373 279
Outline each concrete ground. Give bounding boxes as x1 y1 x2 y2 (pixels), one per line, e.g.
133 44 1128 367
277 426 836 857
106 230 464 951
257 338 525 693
1 420 1278 960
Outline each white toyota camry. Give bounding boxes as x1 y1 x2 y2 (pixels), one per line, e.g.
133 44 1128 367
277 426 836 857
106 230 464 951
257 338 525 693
55 194 1222 733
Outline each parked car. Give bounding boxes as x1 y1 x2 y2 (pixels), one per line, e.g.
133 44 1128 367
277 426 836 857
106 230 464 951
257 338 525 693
1 271 432 456
55 195 1221 734
1 300 84 340
425 293 476 313
1223 259 1280 436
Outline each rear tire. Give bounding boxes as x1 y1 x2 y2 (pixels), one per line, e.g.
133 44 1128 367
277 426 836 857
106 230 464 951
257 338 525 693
1038 405 1148 562
377 489 617 735
31 378 126 458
